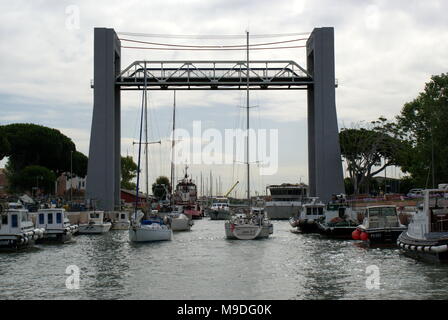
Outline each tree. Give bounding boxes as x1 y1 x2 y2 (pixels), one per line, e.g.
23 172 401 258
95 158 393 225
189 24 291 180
396 73 448 187
121 156 138 190
7 165 56 194
0 126 10 160
340 118 408 195
1 123 87 177
152 176 171 200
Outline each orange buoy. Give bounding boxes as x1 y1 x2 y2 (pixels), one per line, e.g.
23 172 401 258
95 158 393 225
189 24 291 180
352 229 361 240
360 232 369 241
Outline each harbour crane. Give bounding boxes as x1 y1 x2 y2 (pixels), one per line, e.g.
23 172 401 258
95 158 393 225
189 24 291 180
224 181 240 198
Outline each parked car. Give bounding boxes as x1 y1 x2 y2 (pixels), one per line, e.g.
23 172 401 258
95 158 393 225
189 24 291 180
407 188 423 198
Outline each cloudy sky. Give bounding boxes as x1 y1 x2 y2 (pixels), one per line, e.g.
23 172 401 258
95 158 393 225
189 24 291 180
0 0 447 197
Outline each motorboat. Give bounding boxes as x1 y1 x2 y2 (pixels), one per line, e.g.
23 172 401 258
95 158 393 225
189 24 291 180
397 185 448 262
317 196 359 239
353 205 407 245
264 184 308 220
110 211 131 230
0 204 45 249
78 211 112 234
209 198 231 220
35 208 78 243
290 198 326 233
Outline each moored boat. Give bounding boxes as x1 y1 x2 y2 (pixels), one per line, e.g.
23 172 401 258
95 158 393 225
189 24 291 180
397 185 448 263
264 184 308 220
317 196 359 239
78 211 112 234
36 208 78 243
129 210 173 242
225 208 273 240
353 205 406 245
110 211 131 230
290 198 326 233
209 198 231 220
0 204 45 250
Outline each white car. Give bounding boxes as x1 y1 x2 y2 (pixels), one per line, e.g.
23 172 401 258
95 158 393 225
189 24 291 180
407 189 423 198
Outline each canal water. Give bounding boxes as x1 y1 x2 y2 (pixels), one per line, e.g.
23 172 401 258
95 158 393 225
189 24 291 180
1 220 448 300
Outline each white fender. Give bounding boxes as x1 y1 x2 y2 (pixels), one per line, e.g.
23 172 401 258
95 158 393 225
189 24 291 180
430 245 448 253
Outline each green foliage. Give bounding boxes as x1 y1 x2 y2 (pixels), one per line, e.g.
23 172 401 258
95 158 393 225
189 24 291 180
7 165 56 194
340 118 409 195
0 126 10 160
396 73 448 187
0 123 87 177
152 176 171 200
121 156 138 190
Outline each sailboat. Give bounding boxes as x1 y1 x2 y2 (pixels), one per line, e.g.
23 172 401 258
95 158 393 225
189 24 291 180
224 32 274 240
129 74 173 242
165 91 194 231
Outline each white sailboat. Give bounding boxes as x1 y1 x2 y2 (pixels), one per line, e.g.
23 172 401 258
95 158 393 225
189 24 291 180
129 73 172 242
224 32 274 240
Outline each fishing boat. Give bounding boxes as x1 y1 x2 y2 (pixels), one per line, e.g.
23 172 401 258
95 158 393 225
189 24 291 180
0 204 45 249
224 32 273 240
110 211 131 230
397 184 448 262
35 208 78 243
209 197 231 220
353 205 406 245
78 211 112 234
290 198 326 233
317 195 359 239
129 77 172 242
173 167 202 220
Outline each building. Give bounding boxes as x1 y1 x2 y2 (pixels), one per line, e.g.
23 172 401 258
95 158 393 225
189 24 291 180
0 169 9 197
56 174 87 197
121 189 155 206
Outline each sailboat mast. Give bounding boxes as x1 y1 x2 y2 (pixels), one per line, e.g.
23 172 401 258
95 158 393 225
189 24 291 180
134 64 147 215
170 91 177 204
246 30 250 206
145 85 149 206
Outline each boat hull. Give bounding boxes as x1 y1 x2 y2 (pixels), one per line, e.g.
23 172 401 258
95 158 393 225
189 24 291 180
265 204 301 220
129 227 173 242
224 222 273 240
171 214 193 232
398 232 448 263
317 222 357 239
358 227 406 245
209 210 231 221
297 220 320 233
78 223 112 234
111 221 130 230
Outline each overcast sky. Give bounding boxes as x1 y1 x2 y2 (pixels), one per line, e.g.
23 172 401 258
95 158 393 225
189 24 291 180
0 0 447 196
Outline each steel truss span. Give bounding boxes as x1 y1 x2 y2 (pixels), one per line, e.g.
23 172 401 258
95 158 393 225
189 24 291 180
115 60 313 90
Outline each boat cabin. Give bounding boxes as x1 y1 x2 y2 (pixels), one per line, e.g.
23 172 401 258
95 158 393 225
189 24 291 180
423 189 448 233
36 209 70 230
88 211 106 223
301 198 326 219
0 209 33 236
363 206 401 229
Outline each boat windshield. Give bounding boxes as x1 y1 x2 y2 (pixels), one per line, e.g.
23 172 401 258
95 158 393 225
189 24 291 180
367 207 399 228
429 191 448 232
